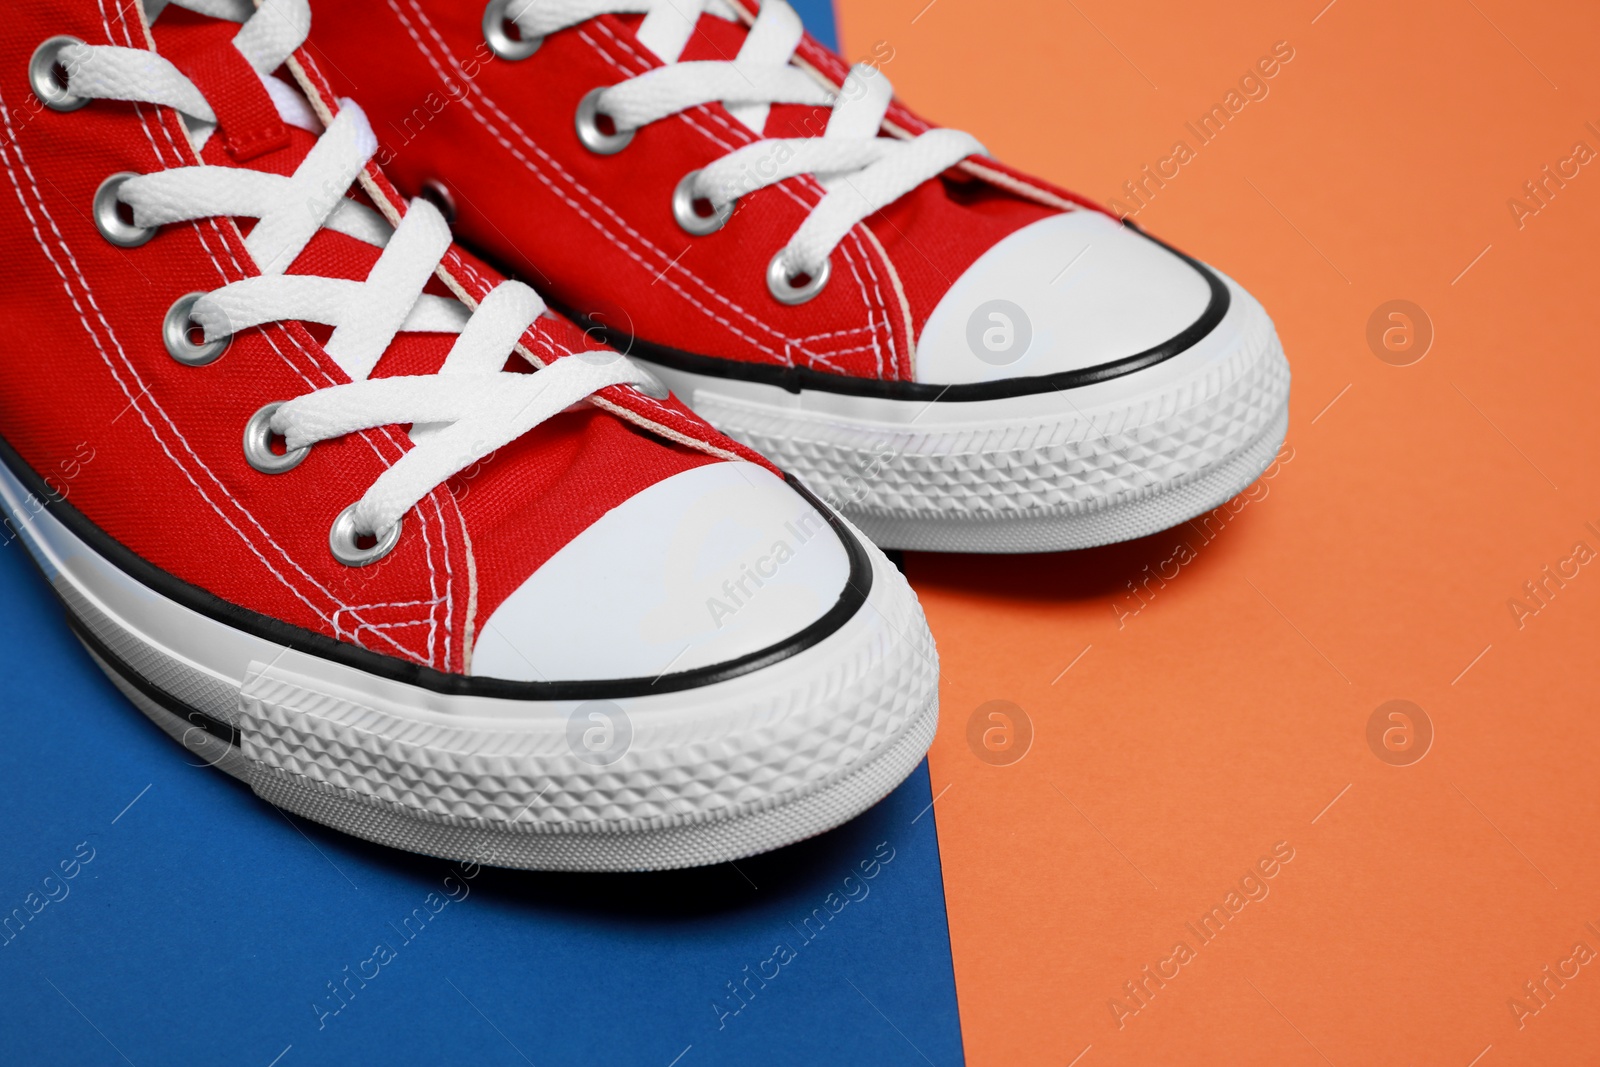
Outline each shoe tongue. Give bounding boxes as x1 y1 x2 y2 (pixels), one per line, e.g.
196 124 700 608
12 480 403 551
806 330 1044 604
151 9 313 173
148 5 461 381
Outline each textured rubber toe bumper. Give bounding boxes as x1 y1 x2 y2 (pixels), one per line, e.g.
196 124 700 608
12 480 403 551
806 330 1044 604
633 270 1292 554
234 537 935 871
0 445 938 871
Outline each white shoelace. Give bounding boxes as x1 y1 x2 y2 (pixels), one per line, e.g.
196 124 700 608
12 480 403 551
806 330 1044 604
508 0 986 280
63 0 661 546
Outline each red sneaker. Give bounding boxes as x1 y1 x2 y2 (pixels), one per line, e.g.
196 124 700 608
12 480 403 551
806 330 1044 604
305 0 1291 553
0 0 936 870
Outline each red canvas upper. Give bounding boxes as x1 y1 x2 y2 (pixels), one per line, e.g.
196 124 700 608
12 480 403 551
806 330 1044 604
0 0 770 674
305 0 1109 384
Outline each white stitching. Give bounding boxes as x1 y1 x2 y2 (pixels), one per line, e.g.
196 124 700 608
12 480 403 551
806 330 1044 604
114 3 460 668
394 0 891 374
585 20 898 373
0 121 360 641
124 9 466 668
28 2 452 666
395 3 798 365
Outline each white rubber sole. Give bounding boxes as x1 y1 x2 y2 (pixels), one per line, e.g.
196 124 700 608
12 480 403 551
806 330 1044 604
0 457 938 871
638 273 1291 553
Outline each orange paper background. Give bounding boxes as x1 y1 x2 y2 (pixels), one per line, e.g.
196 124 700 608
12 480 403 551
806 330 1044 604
834 0 1600 1063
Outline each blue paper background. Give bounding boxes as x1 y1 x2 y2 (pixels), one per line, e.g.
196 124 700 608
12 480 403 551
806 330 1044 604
787 0 838 49
0 515 962 1067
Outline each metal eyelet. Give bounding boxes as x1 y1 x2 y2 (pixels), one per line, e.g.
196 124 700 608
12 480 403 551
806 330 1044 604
329 505 402 567
482 0 542 60
766 251 831 305
242 402 310 474
672 171 733 236
93 173 155 248
30 35 89 113
574 88 633 155
634 371 670 400
418 179 457 223
163 292 230 366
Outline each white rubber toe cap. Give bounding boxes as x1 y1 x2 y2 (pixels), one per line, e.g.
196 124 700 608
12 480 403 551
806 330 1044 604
471 461 852 683
914 210 1214 385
